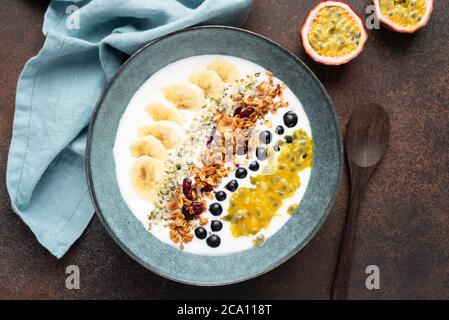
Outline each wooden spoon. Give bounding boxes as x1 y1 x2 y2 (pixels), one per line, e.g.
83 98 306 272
331 103 390 300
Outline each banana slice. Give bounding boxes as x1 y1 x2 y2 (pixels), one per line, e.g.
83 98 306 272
189 70 225 99
162 82 205 111
145 102 184 125
130 156 166 203
130 136 167 160
207 59 240 84
137 120 184 149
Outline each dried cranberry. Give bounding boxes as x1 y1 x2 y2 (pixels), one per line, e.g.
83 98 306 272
182 178 193 199
233 106 242 116
239 107 255 118
202 184 214 192
191 202 205 215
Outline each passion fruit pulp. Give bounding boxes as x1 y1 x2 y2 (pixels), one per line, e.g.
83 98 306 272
373 0 434 33
301 1 367 65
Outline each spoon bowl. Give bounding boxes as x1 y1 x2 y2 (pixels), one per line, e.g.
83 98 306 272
346 103 390 168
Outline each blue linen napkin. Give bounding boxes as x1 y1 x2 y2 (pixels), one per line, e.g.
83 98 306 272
7 0 253 258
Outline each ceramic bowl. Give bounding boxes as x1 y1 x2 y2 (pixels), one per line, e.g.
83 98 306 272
86 26 343 286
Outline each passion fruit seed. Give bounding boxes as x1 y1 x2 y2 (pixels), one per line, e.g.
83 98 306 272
379 0 427 27
288 204 299 216
307 5 363 58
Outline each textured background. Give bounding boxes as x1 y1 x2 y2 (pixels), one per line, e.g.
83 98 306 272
0 0 448 299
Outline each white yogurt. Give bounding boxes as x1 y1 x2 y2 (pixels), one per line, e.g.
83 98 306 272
114 55 312 255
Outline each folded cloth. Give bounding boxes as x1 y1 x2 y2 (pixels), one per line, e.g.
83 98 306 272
7 0 253 258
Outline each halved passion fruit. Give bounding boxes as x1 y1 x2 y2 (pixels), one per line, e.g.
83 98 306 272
373 0 434 33
301 1 368 65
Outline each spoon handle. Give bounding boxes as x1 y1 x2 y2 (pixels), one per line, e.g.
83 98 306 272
331 169 366 300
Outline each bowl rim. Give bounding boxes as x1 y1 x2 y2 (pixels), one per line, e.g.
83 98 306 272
86 25 343 286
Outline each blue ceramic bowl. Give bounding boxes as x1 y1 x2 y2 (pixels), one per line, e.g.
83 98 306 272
86 26 343 286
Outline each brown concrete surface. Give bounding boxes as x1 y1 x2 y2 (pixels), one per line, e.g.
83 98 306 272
0 0 448 299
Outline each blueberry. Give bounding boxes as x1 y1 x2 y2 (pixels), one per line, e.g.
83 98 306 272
211 220 223 232
256 147 268 160
195 227 207 240
258 130 272 144
275 125 284 135
215 191 227 201
285 135 293 144
225 180 239 192
206 235 221 248
283 111 298 128
209 203 223 216
235 167 247 179
273 144 281 152
249 161 260 171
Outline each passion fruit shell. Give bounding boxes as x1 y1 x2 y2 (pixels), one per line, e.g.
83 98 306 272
301 1 368 66
373 0 434 33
